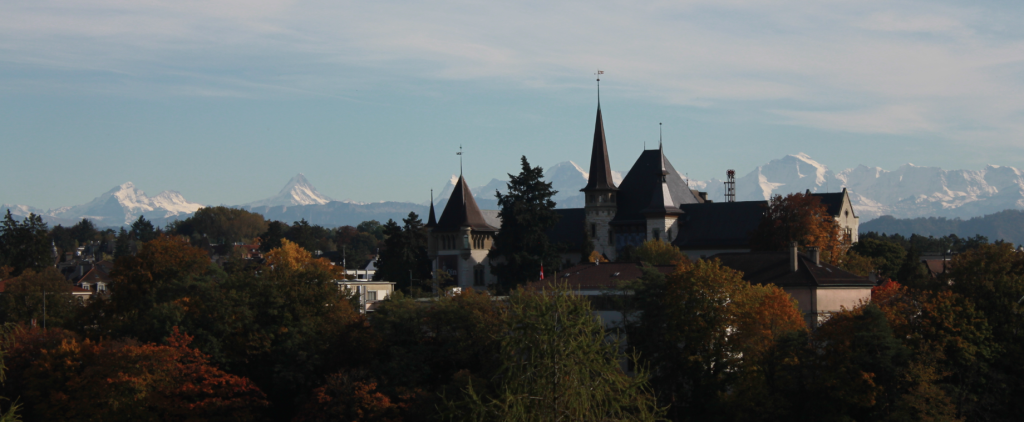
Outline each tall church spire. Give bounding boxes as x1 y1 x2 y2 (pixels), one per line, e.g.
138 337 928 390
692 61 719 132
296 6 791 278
581 105 617 192
427 189 437 227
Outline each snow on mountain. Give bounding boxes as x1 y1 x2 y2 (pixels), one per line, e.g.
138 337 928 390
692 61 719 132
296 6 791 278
3 182 204 226
686 154 1024 221
244 174 333 207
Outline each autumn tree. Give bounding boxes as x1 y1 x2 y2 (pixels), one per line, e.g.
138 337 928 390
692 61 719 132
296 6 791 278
8 327 266 421
489 156 562 291
625 259 806 421
633 239 687 265
445 283 662 421
750 193 845 264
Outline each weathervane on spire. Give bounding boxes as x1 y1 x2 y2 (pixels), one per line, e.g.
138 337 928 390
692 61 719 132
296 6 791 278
457 145 463 175
595 69 604 104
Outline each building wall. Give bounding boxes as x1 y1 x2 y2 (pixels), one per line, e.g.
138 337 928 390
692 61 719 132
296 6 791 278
585 192 618 261
645 216 680 243
816 287 871 314
836 193 860 243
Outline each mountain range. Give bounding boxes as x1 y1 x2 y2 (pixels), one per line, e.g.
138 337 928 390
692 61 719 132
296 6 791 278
5 154 1024 230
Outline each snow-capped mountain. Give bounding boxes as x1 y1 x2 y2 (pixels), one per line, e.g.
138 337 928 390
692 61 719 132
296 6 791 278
244 174 333 207
2 182 204 226
432 161 623 211
687 153 1024 221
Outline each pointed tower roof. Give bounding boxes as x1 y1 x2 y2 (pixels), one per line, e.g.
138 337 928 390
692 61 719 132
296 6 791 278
641 144 684 215
436 175 498 232
581 106 618 192
426 190 437 227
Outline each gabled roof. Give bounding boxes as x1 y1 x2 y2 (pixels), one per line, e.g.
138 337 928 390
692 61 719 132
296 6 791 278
711 251 872 288
810 188 854 218
612 150 700 225
581 107 618 192
77 266 112 285
673 201 766 250
435 175 498 232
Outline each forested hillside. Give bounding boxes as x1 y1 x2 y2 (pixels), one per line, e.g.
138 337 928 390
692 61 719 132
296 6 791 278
861 209 1024 246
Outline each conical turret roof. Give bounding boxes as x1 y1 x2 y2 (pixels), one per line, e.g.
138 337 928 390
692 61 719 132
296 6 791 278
641 145 684 215
582 106 617 192
435 175 498 231
426 191 437 227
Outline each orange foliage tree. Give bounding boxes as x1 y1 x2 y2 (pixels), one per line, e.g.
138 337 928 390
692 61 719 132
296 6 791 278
7 326 266 421
750 193 846 264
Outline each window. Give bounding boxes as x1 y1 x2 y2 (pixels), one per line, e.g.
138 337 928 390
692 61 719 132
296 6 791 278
366 290 378 301
652 228 661 241
591 224 597 238
474 265 485 286
608 228 614 245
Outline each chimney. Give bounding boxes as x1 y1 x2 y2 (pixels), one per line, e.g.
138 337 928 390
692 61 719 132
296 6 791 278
790 241 799 273
808 246 820 266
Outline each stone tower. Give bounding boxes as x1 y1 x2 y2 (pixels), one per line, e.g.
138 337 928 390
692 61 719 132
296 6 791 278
581 105 619 261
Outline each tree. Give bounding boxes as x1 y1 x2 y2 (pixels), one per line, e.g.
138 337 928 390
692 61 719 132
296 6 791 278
445 283 663 421
114 227 131 257
851 238 906 278
374 213 430 290
634 239 687 265
169 206 268 245
625 259 806 421
130 215 157 243
0 268 80 328
259 220 289 252
9 327 267 421
0 211 51 277
750 193 845 263
488 156 561 291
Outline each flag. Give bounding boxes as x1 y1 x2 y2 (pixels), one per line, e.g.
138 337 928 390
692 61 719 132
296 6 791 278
539 264 545 280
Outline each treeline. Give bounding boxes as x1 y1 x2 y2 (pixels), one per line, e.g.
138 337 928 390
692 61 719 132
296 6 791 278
2 234 1023 421
861 209 1024 246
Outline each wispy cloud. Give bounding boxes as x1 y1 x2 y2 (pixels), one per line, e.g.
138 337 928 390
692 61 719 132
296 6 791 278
2 0 1024 142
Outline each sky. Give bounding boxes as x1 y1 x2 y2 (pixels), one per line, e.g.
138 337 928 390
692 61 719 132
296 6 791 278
3 0 1024 209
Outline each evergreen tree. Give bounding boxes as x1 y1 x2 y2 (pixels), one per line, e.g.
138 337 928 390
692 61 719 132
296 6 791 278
374 219 406 284
130 215 157 243
488 156 561 291
114 227 131 258
259 221 289 253
0 211 51 276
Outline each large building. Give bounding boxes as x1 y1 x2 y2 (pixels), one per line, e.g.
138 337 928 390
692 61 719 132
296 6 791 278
427 99 861 287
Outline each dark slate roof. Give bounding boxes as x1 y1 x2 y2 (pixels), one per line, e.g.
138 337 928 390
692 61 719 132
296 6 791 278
612 149 700 225
581 107 618 192
426 201 437 227
640 145 684 215
531 262 677 289
711 251 873 288
809 188 852 217
546 208 586 250
435 175 498 232
673 201 766 250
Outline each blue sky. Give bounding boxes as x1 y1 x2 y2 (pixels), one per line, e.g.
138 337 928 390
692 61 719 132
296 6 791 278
3 0 1024 209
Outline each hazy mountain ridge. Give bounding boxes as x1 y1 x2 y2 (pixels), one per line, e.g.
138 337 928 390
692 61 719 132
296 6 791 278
860 209 1024 246
6 155 1024 229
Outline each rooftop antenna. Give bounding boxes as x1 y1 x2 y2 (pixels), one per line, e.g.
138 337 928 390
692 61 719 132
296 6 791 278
725 169 736 202
659 122 663 148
